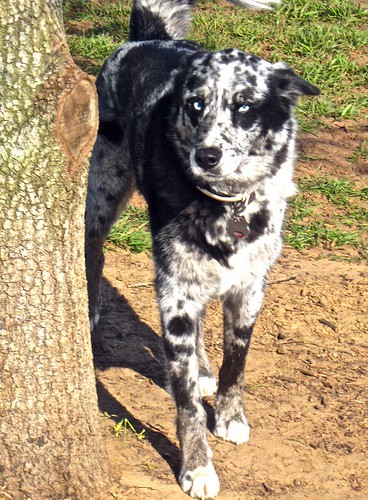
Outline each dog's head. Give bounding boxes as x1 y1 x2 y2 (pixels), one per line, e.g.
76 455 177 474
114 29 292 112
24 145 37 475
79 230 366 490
171 49 319 195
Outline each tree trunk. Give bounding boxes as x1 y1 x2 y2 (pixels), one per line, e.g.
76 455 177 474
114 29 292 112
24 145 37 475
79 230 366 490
0 1 108 498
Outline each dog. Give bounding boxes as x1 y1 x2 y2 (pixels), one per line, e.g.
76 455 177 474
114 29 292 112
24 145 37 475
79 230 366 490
85 0 320 497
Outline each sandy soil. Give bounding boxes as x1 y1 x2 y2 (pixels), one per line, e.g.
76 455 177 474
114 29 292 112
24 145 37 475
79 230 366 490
93 122 368 499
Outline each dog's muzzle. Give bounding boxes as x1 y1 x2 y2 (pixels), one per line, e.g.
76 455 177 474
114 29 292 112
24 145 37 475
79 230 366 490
195 147 222 171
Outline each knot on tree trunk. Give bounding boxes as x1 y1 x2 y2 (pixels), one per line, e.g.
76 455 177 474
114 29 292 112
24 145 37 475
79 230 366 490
57 70 98 176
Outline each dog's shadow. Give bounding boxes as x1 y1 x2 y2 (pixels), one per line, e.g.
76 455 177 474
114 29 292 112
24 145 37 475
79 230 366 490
93 277 216 476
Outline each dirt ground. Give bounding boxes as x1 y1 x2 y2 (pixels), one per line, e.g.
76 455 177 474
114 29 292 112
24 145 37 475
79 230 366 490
93 120 368 499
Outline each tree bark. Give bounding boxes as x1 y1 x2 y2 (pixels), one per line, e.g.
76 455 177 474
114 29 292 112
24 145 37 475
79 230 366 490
0 1 108 498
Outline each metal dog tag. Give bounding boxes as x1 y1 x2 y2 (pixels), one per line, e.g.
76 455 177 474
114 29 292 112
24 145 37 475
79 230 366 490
227 216 250 239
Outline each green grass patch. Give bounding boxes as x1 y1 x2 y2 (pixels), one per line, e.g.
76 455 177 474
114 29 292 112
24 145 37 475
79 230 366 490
106 205 152 253
103 412 146 440
190 0 368 125
349 140 368 162
64 0 368 123
64 0 130 73
286 176 368 259
298 176 368 204
113 417 146 440
67 33 119 73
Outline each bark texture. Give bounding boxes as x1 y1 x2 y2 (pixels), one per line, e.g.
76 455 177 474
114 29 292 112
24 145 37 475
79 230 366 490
0 1 108 498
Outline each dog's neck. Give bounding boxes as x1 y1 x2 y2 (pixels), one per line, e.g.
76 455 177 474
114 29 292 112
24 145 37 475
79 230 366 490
197 186 258 240
196 186 256 206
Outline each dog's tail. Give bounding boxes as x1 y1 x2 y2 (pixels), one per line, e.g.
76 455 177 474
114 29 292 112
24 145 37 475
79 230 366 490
129 0 280 42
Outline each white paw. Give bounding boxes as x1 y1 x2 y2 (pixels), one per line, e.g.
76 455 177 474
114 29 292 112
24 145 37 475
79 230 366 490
213 418 250 445
181 462 220 499
198 376 217 398
89 312 100 332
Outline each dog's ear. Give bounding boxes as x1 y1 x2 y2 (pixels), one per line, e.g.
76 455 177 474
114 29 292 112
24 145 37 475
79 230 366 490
272 61 320 98
179 49 209 71
172 50 210 98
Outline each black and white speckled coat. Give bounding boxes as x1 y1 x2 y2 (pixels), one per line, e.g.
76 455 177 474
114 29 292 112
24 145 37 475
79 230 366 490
85 0 320 497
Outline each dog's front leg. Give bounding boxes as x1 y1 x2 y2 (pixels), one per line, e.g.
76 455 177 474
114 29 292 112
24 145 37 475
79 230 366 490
196 311 217 398
161 307 220 499
214 284 264 445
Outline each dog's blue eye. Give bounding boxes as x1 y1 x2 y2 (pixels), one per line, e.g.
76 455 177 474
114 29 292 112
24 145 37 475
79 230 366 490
191 99 204 112
238 103 250 113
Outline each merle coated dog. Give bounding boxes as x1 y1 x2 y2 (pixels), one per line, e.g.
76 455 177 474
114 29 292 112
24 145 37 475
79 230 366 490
85 0 320 497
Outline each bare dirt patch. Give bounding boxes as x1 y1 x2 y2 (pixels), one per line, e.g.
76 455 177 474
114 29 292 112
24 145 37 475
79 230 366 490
93 125 368 499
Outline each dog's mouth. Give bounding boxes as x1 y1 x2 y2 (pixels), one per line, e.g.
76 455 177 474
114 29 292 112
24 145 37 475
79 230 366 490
189 161 248 198
188 148 260 201
190 165 248 199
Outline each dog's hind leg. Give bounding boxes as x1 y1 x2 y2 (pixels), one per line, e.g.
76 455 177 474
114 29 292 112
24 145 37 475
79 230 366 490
85 134 134 330
213 283 265 445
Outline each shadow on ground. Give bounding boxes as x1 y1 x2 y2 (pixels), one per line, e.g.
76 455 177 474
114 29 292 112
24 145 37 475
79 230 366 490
92 277 181 476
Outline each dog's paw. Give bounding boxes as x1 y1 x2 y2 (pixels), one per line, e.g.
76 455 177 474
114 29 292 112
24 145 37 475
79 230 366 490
213 417 250 445
180 462 220 499
89 311 100 332
198 375 217 398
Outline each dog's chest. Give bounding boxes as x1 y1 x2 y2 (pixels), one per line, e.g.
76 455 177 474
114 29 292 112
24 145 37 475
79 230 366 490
217 200 283 296
217 235 276 296
204 194 271 248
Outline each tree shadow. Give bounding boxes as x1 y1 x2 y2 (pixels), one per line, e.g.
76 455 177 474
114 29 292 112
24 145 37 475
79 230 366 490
92 277 167 388
96 378 180 477
92 277 181 475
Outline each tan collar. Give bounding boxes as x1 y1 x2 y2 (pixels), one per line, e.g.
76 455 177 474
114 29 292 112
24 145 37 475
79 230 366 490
197 186 255 204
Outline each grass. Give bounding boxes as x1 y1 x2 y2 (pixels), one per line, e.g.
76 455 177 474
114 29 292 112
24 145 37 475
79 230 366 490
106 205 151 252
113 418 146 440
192 0 368 125
63 0 368 260
285 177 368 260
103 412 147 440
349 140 368 162
65 0 131 73
64 0 368 123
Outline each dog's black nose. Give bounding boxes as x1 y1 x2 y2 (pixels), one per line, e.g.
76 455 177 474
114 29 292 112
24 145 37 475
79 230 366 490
195 147 222 170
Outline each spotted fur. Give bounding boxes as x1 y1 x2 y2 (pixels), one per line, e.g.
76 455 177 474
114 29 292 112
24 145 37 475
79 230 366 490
85 0 320 497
